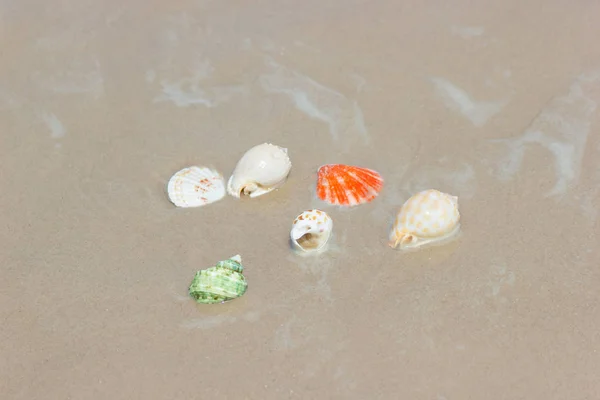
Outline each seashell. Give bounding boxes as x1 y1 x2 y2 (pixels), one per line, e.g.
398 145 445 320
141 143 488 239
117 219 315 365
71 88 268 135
290 209 333 253
389 189 461 251
167 166 226 208
227 143 292 198
316 164 384 207
188 255 248 304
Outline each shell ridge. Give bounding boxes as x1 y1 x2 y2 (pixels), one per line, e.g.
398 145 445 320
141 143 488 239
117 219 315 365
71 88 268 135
167 166 226 208
346 171 376 201
316 164 384 206
189 256 248 304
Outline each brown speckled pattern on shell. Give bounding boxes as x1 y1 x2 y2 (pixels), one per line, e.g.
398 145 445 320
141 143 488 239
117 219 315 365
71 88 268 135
293 209 330 226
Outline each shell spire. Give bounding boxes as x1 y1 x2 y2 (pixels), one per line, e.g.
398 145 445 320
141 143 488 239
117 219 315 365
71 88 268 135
215 254 244 272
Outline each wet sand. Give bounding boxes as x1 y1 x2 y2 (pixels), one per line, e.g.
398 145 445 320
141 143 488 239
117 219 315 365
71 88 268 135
2 0 600 398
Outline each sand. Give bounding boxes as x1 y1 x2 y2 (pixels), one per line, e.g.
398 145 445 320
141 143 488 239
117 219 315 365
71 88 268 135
2 0 600 398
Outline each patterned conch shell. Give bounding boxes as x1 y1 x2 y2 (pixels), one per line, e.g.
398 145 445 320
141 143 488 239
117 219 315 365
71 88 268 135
227 143 292 198
188 255 248 304
389 189 461 252
290 209 333 253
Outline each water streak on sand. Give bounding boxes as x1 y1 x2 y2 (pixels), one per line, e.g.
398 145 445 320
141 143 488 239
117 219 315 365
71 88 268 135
451 25 485 38
260 57 370 145
155 75 247 108
150 57 247 108
431 77 508 127
42 111 66 139
149 14 251 108
487 263 515 300
490 72 600 198
403 161 477 200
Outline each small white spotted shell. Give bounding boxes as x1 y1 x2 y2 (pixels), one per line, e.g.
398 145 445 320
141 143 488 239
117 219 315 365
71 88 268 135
167 166 226 208
389 189 461 251
290 209 333 254
227 143 292 198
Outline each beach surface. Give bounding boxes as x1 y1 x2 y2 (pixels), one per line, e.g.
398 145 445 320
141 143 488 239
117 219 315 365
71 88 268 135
2 0 600 398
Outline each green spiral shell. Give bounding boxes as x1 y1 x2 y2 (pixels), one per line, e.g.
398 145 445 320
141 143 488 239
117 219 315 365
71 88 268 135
215 257 244 273
188 255 248 304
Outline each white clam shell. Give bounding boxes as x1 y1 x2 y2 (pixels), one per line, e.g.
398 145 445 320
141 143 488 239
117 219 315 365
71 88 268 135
167 166 226 208
227 143 292 198
290 209 333 253
389 189 461 251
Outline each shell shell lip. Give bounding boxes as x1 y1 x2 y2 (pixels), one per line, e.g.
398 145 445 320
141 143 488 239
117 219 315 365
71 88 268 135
290 231 331 253
226 177 283 199
291 227 309 241
390 223 462 252
289 236 332 256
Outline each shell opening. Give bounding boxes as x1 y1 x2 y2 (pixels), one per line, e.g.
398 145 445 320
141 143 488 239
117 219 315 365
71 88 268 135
402 235 416 247
296 232 323 251
389 233 415 249
240 183 258 197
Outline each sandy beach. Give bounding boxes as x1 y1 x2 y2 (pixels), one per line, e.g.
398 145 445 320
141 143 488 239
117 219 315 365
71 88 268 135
2 0 600 398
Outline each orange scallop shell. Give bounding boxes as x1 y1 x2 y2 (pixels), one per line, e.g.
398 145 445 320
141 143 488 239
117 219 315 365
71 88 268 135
316 164 384 206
